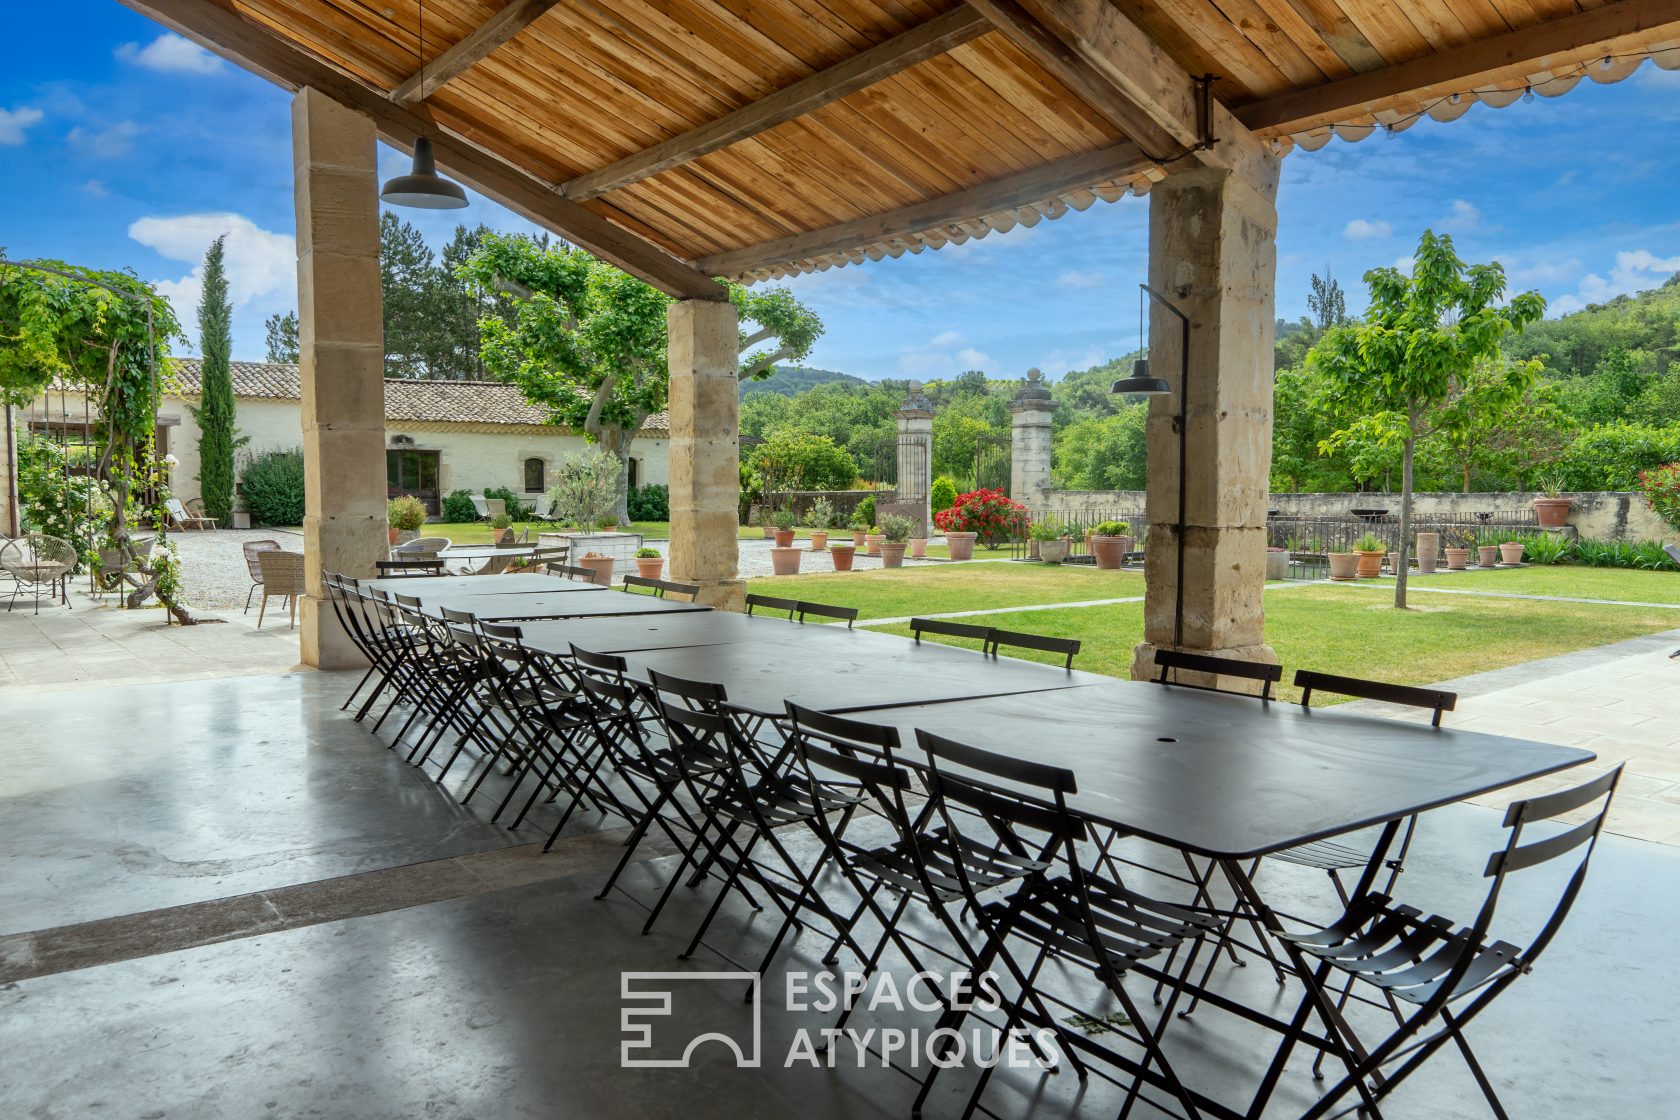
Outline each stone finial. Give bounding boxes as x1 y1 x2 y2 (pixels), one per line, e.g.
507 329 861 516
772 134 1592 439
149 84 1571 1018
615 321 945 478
897 380 935 414
1010 366 1053 409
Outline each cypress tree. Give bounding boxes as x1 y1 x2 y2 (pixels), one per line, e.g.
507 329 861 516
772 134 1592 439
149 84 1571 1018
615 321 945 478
195 235 236 525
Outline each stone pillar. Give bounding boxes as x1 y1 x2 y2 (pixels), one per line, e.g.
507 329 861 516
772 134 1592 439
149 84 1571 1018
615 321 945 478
1 404 19 538
1009 368 1054 510
293 88 385 669
668 299 745 611
1129 165 1279 686
894 383 934 537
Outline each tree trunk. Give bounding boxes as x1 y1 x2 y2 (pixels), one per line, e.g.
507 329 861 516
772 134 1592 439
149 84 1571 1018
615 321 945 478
593 424 633 526
1396 416 1417 610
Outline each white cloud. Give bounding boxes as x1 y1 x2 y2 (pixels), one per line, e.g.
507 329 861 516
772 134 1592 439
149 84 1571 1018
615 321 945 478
1508 257 1583 286
1548 249 1680 315
68 120 141 158
115 34 223 75
0 105 43 145
81 179 109 197
897 330 989 378
1441 199 1481 233
955 347 991 369
1037 346 1109 378
1343 219 1392 240
128 213 295 330
1056 269 1106 289
928 330 964 348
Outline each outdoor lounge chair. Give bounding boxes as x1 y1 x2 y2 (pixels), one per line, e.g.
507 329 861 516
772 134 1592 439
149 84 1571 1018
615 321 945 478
529 494 555 522
393 536 451 558
469 494 491 520
255 550 305 629
165 497 216 531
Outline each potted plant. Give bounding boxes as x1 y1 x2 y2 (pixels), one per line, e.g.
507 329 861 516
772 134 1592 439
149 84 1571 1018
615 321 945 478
1265 546 1289 580
1030 516 1068 563
864 525 885 556
807 497 833 551
879 514 913 568
1415 530 1440 574
1353 532 1385 578
578 550 615 586
1444 539 1470 570
1499 535 1526 566
909 523 929 558
489 511 515 547
1532 472 1572 529
1328 547 1359 581
387 494 426 546
772 508 797 548
829 541 856 572
769 534 803 576
848 507 869 549
503 555 546 575
1090 519 1130 570
634 546 664 579
1475 530 1502 568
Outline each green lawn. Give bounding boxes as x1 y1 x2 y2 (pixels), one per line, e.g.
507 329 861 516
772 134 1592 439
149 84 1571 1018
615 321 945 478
747 564 1143 620
859 582 1679 704
1362 564 1680 605
418 520 764 544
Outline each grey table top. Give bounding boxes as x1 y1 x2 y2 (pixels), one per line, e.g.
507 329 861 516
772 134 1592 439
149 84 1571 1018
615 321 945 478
421 589 711 621
516 609 780 655
616 625 1108 717
364 574 584 598
859 681 1595 859
438 546 538 560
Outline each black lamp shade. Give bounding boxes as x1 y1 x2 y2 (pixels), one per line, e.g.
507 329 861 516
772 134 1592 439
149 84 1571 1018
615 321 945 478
380 138 468 210
1111 357 1170 396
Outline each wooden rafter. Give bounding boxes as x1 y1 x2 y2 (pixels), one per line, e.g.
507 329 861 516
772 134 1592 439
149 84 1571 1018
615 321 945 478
115 0 726 301
390 0 561 106
698 140 1152 277
1236 0 1680 136
560 6 991 201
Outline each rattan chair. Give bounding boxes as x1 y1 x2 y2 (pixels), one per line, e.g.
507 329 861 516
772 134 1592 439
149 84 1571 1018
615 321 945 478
255 550 306 628
241 539 283 612
1 533 77 613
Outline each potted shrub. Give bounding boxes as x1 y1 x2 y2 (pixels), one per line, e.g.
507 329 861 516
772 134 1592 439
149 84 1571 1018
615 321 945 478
769 537 803 576
1328 548 1359 581
879 514 913 568
1090 519 1130 570
503 555 545 575
578 550 615 586
848 506 869 549
1030 516 1068 563
1353 532 1385 578
1444 543 1470 570
1265 546 1289 580
1532 472 1572 529
1475 531 1502 568
772 508 797 548
1499 536 1526 566
864 525 885 556
387 494 426 546
634 547 664 579
1415 531 1440 574
489 512 516 547
934 487 1025 562
829 541 856 572
807 497 833 551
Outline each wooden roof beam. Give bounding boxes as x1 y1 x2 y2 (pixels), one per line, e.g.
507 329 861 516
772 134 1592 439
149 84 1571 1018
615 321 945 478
560 6 990 201
968 0 1276 192
115 0 726 302
390 0 561 105
1236 0 1680 135
698 140 1152 277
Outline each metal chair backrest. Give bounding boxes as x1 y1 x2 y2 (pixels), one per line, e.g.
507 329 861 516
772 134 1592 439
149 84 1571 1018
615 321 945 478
1294 669 1457 727
987 628 1079 669
909 617 990 645
547 562 597 582
1155 648 1281 700
621 575 701 601
647 667 729 713
377 559 444 577
745 593 799 619
796 600 858 628
242 539 282 581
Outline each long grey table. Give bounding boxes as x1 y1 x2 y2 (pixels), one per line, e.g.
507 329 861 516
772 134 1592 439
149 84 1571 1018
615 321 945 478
859 681 1593 860
516 609 777 654
364 573 583 598
420 589 710 622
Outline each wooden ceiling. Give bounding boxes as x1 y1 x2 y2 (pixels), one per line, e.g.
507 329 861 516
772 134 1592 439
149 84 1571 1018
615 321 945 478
124 0 1680 297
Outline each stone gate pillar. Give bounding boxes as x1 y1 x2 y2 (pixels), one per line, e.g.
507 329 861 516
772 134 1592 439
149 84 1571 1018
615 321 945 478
1010 368 1054 509
294 88 385 669
668 299 745 611
1129 165 1280 684
895 383 934 537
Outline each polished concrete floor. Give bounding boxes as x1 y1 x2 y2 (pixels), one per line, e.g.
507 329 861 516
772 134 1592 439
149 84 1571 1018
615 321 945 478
3 670 1678 1118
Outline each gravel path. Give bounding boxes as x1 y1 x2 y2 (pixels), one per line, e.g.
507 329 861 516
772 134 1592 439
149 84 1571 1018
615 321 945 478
169 527 304 611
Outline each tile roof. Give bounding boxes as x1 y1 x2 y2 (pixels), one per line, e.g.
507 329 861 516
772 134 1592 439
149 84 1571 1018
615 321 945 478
168 358 668 432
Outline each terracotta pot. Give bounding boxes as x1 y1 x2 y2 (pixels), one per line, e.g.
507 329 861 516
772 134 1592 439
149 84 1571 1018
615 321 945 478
635 557 664 579
1039 539 1070 564
909 538 927 559
830 545 855 572
1091 535 1127 570
769 546 803 576
1445 547 1469 570
865 533 884 556
1387 552 1400 574
946 531 977 561
1533 497 1572 529
880 542 907 568
851 530 867 548
1355 550 1384 578
1265 551 1289 580
1416 531 1439 574
809 531 828 551
1477 545 1500 567
1500 541 1525 566
1328 552 1359 581
774 528 795 547
579 555 616 586
388 527 399 546
762 526 776 539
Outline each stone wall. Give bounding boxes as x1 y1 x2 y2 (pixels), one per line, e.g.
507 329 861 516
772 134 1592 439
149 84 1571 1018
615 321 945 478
1039 488 1673 541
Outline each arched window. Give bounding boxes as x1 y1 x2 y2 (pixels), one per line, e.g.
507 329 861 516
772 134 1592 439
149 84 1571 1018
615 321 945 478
523 457 545 492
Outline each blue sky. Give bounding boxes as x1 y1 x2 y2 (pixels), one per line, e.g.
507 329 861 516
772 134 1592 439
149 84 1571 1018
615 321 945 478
4 4 1679 379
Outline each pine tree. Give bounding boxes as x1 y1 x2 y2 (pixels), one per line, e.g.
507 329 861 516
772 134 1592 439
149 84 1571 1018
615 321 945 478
264 310 299 362
195 235 237 525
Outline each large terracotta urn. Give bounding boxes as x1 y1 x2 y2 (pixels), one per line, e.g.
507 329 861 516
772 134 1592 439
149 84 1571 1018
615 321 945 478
1415 531 1439 574
946 532 977 561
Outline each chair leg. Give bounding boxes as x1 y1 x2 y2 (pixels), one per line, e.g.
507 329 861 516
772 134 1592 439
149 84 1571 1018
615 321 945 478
244 583 257 613
257 592 268 628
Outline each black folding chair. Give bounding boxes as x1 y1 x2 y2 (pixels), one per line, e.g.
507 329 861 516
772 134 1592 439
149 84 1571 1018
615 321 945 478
909 616 991 645
1155 647 1282 699
547 561 597 582
375 559 444 577
987 627 1080 668
621 574 701 601
796 599 858 627
1269 765 1623 1120
745 593 799 620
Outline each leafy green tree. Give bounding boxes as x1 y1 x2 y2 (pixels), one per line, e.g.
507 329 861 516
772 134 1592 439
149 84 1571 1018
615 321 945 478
1311 232 1544 607
751 429 858 493
460 232 823 521
1308 269 1347 331
193 236 237 524
1051 406 1148 491
263 310 299 362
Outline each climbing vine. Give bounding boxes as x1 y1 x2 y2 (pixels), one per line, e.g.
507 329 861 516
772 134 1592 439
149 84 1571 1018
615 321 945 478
0 254 196 621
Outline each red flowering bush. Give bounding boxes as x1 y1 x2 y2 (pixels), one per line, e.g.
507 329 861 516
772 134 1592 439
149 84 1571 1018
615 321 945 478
1637 461 1680 533
934 488 1028 547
